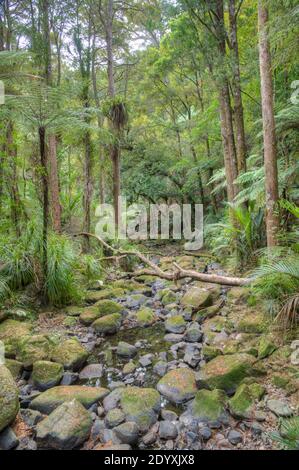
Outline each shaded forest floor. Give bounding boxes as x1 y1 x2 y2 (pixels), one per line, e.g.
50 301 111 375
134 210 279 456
1 245 298 450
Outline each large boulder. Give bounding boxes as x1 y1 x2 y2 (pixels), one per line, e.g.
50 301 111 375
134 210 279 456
32 361 64 391
189 389 227 423
95 299 123 315
197 353 258 393
92 313 122 335
120 387 161 433
29 385 108 414
16 335 52 369
157 368 197 404
229 383 265 419
165 315 186 334
0 320 32 357
51 338 89 371
0 365 19 432
181 287 212 311
36 399 92 449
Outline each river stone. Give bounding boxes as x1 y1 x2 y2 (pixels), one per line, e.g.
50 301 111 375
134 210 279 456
129 307 157 327
161 289 178 306
29 385 108 414
85 289 124 303
79 364 103 380
79 306 103 326
0 320 32 357
159 421 178 439
36 399 92 449
120 387 161 433
0 365 19 432
0 427 19 450
188 389 227 423
116 341 137 358
228 430 243 445
184 323 203 343
105 409 125 428
267 399 293 417
157 368 197 404
51 338 89 371
181 287 213 311
165 315 186 334
113 422 139 444
153 361 167 377
123 361 137 374
164 333 184 343
92 313 122 335
229 383 265 419
197 353 257 393
15 334 52 369
4 358 23 379
32 361 64 391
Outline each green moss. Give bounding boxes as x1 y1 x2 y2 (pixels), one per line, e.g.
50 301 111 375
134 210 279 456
63 316 78 327
181 287 213 310
85 288 125 303
120 386 160 432
92 313 122 335
0 320 33 357
258 336 277 359
79 306 105 325
129 307 156 327
165 315 186 333
161 289 177 306
95 299 123 315
51 338 88 371
272 374 290 389
16 334 53 368
0 365 19 432
237 311 266 334
191 389 227 422
229 382 265 419
202 345 222 361
32 360 64 391
4 358 23 379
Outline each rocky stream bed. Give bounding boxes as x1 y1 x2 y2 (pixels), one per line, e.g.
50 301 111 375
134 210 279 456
0 251 298 450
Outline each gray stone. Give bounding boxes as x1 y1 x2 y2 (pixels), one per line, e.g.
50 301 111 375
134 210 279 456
228 430 243 445
161 409 178 421
105 409 125 428
20 409 43 427
0 427 19 450
267 399 293 417
184 323 203 343
139 354 154 367
198 426 212 441
164 333 184 343
290 349 299 366
60 372 78 385
116 341 137 358
153 361 167 377
103 389 122 412
79 364 103 380
114 421 139 444
159 421 178 439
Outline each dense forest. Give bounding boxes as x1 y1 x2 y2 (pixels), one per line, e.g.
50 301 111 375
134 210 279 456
0 0 298 453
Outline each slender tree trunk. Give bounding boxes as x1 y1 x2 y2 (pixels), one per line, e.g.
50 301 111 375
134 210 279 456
39 126 49 300
229 0 247 173
258 0 279 247
6 121 21 236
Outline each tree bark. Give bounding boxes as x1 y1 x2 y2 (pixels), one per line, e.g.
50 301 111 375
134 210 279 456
258 0 279 247
6 121 21 236
229 0 247 173
39 125 49 300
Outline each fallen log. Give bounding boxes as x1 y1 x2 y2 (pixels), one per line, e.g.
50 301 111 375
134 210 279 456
75 232 251 287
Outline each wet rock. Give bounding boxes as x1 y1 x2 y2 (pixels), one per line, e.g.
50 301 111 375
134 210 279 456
157 368 197 404
267 399 293 417
0 427 19 450
16 335 52 369
36 399 92 449
105 409 125 428
30 385 108 414
120 387 161 433
51 338 89 371
0 365 19 432
165 315 186 334
228 430 243 445
114 421 139 444
139 353 154 367
181 288 212 311
142 426 158 445
197 353 258 393
159 421 178 439
153 361 167 377
79 363 103 380
92 313 122 335
125 294 148 309
116 341 137 358
32 361 64 391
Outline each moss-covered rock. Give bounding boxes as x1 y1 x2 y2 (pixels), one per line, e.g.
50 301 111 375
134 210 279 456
198 353 258 393
181 287 212 311
128 307 157 327
202 345 223 362
0 365 19 432
157 368 197 403
165 315 186 334
112 280 143 292
229 382 265 419
190 389 227 422
63 316 78 327
116 342 137 358
120 386 161 433
202 316 234 334
95 299 123 315
36 399 92 449
161 289 178 306
0 320 33 357
32 361 64 391
51 339 88 371
237 311 265 334
64 306 84 317
79 306 105 326
30 385 108 414
123 361 137 375
16 335 52 369
193 304 221 322
4 358 23 379
227 287 249 304
92 313 122 335
85 288 125 303
258 336 277 359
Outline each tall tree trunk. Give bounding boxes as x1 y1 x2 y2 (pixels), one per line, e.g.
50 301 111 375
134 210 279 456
215 0 238 203
258 0 279 247
6 121 21 236
229 0 247 173
39 125 49 301
42 0 61 233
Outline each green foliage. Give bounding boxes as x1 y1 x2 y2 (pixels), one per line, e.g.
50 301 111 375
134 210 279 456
271 417 299 450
